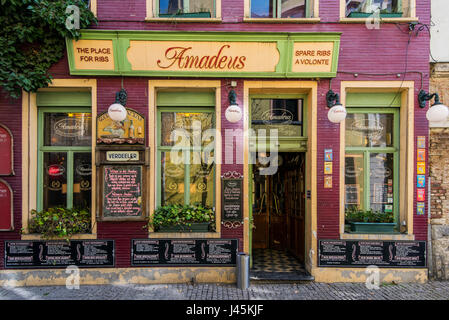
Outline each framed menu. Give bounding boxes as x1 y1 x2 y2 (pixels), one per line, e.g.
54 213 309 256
221 178 243 221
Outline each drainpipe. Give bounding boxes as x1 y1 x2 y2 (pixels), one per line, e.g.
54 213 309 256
428 176 433 279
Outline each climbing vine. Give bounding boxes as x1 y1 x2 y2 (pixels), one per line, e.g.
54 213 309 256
0 0 97 99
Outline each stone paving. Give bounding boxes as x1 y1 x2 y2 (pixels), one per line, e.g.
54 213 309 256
0 281 448 300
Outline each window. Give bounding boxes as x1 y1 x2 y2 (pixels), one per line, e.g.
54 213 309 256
38 108 92 211
158 0 215 18
344 108 399 232
157 108 215 207
344 0 415 18
250 0 314 18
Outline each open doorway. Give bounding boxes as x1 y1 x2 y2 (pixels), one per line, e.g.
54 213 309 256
251 152 310 279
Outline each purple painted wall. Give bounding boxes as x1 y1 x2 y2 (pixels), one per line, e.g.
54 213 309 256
0 0 431 269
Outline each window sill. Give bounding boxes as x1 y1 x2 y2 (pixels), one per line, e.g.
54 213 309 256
145 17 222 23
21 233 97 240
243 17 320 23
149 232 221 239
340 233 414 241
339 17 418 23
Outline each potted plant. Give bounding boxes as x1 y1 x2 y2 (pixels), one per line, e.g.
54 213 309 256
146 203 215 232
345 207 396 233
27 207 91 241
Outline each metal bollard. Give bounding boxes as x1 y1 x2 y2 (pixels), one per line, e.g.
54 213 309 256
237 252 250 290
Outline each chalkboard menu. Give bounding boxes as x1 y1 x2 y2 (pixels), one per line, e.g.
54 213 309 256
4 240 114 269
131 239 238 267
318 240 426 268
103 165 142 218
221 179 243 221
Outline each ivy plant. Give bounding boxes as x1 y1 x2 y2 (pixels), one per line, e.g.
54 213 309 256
0 0 97 99
27 207 91 240
345 207 394 223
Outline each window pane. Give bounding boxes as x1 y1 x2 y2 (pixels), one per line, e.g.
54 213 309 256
73 152 92 210
161 152 185 205
44 113 92 146
251 0 273 18
161 112 214 147
190 152 214 207
281 0 305 18
346 0 397 16
345 113 394 148
159 0 214 17
251 99 303 137
370 153 394 214
345 154 365 210
43 152 67 209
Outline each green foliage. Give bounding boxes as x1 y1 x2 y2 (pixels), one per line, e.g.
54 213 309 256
0 0 97 98
27 206 91 240
345 207 394 223
145 203 215 231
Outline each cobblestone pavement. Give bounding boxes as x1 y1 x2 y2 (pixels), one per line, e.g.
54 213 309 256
0 281 448 300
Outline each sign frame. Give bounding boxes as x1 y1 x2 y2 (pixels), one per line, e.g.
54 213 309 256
66 30 341 78
0 124 14 176
0 178 13 231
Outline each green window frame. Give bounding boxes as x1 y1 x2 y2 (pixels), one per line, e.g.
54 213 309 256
156 0 216 18
37 107 92 211
250 0 313 19
156 106 216 207
344 107 400 231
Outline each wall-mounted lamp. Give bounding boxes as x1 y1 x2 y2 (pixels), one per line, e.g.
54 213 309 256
225 89 242 123
108 88 128 122
326 89 347 124
418 90 449 123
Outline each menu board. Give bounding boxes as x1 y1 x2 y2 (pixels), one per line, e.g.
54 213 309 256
4 240 114 269
103 165 142 217
131 239 238 266
221 179 243 221
318 240 426 268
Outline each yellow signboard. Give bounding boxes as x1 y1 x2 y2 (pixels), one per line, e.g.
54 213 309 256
97 108 145 145
292 42 335 73
72 40 115 70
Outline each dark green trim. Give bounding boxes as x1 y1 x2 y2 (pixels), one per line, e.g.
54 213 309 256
346 93 401 107
37 92 91 107
157 91 215 107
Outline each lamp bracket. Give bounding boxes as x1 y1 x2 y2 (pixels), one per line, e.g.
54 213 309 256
115 88 128 106
418 90 441 108
228 89 237 105
326 90 340 108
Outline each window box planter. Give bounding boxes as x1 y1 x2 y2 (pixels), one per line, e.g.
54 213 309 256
349 222 396 233
159 12 212 18
348 12 403 18
157 222 211 233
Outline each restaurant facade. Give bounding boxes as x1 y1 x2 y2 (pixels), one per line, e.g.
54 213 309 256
0 0 433 285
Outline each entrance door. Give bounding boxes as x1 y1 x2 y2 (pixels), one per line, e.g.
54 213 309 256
251 152 306 261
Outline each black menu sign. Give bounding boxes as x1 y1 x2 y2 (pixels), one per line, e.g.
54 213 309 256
318 240 426 268
131 239 238 266
103 165 142 217
4 240 114 268
221 179 243 221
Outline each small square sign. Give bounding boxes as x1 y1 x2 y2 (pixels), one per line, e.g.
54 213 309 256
417 189 425 202
417 136 426 149
324 162 332 175
385 205 393 213
324 149 333 162
417 162 426 175
417 175 426 188
417 149 426 161
324 176 332 188
417 202 425 216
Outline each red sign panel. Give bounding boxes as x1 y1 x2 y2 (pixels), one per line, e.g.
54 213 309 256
0 125 13 176
0 179 13 230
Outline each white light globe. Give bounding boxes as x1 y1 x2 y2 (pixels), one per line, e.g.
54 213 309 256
328 104 347 123
426 104 449 123
225 104 242 123
108 103 127 122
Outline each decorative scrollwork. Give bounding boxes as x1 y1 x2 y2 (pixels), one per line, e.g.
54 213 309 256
222 221 243 229
221 171 243 179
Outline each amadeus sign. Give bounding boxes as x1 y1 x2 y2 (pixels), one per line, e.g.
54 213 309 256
67 31 341 78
